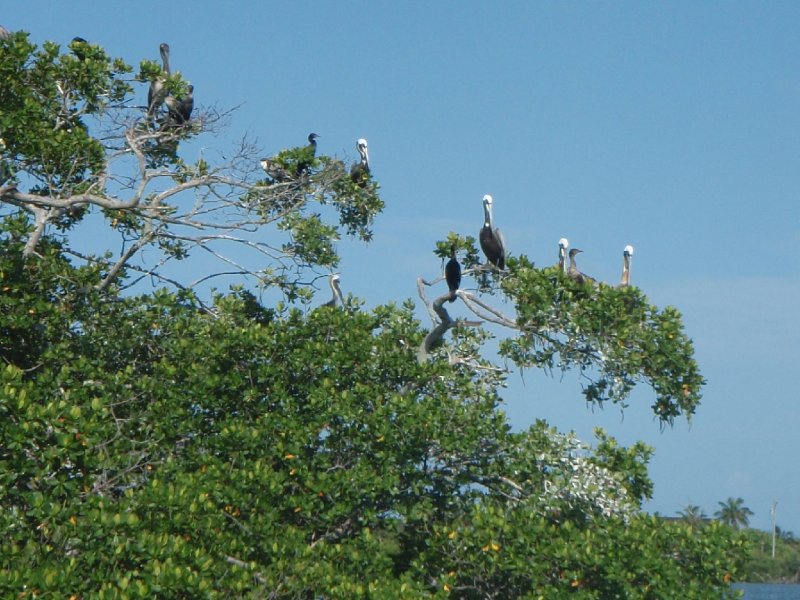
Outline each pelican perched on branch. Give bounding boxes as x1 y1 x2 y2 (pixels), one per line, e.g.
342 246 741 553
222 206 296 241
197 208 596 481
260 157 290 183
479 194 506 270
148 43 170 116
322 273 344 307
557 238 569 272
350 138 370 186
618 245 634 288
567 248 595 286
444 244 461 303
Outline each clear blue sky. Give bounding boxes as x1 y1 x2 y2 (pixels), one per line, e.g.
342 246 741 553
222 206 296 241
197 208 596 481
6 2 800 533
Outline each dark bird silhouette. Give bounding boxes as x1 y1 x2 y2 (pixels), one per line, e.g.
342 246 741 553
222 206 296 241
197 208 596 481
148 43 170 116
557 238 569 272
479 194 506 270
322 273 343 307
296 133 319 176
567 248 596 286
69 37 89 61
618 245 634 288
165 84 194 125
349 138 370 186
444 244 461 303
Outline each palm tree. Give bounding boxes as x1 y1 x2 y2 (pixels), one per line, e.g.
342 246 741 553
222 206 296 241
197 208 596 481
678 504 707 527
714 497 754 530
776 526 796 543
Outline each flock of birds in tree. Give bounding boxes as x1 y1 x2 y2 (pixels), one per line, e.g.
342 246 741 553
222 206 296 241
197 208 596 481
325 189 635 308
140 43 372 187
145 42 194 126
439 194 634 305
1 30 632 308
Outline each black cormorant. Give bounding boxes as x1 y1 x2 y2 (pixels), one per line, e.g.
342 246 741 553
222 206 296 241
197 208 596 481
444 244 461 303
70 37 89 61
479 194 506 270
296 133 319 176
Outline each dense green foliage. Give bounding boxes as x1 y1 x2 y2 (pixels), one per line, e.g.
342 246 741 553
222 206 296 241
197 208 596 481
742 528 800 583
0 31 747 598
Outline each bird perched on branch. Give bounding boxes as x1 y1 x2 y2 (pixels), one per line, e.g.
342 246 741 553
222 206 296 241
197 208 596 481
69 37 89 61
296 133 319 176
165 84 194 125
567 248 595 286
350 138 370 186
444 244 461 303
618 245 634 288
322 273 344 307
260 157 290 183
148 43 171 117
557 238 569 272
479 194 506 270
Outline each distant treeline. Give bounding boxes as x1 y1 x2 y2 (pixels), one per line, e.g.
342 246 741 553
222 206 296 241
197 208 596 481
741 529 800 584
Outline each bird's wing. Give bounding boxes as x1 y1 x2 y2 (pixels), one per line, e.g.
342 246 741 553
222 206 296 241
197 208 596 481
495 228 507 255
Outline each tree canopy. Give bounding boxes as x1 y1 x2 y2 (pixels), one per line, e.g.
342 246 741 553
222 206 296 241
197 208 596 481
0 30 747 598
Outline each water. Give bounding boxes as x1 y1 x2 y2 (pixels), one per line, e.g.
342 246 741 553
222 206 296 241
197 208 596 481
733 583 800 599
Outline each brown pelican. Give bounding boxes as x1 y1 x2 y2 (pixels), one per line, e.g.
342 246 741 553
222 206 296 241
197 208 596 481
557 238 569 272
350 138 370 186
165 84 194 125
260 157 290 182
444 244 461 303
618 245 634 288
479 194 506 270
567 248 596 286
296 133 319 175
322 273 343 307
148 43 170 116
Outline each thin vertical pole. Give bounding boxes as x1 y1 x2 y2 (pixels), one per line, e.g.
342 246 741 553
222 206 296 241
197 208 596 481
770 500 777 559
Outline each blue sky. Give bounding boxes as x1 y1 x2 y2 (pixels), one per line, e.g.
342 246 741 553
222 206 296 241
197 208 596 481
6 2 800 532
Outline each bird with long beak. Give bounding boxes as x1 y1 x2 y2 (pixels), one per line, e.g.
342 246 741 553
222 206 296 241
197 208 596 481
350 138 370 186
479 194 506 270
567 248 596 286
148 43 171 116
322 273 343 307
618 245 634 288
557 238 569 272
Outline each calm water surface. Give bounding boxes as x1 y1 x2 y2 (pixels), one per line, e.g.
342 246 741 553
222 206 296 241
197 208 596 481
733 583 800 599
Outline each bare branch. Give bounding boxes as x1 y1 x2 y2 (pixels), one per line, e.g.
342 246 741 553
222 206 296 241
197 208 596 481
224 556 267 585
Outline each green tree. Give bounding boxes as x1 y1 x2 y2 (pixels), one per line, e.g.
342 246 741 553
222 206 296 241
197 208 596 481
0 30 382 302
715 497 754 530
0 31 747 598
678 504 709 528
777 526 797 543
